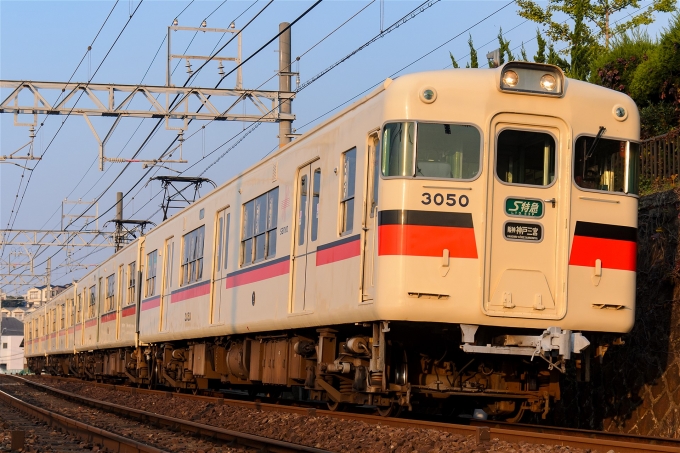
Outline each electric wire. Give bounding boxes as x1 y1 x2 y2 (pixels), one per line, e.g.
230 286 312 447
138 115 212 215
1 1 146 291
37 0 426 282
1 0 122 256
12 0 296 285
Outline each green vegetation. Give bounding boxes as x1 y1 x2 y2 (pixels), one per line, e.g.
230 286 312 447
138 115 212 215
448 3 679 139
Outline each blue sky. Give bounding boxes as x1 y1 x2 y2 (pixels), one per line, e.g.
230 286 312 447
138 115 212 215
0 0 676 292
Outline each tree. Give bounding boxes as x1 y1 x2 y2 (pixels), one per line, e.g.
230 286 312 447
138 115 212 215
516 0 676 50
467 34 479 68
449 52 460 68
520 42 529 61
534 29 547 63
498 27 515 65
629 14 680 106
569 0 593 80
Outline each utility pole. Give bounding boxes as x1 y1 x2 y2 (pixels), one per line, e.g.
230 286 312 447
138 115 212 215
46 258 51 304
115 192 123 252
279 22 292 149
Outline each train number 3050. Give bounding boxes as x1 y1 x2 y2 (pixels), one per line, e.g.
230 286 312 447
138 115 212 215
421 192 469 207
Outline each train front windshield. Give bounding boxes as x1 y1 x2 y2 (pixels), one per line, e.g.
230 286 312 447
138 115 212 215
381 122 481 180
574 136 640 195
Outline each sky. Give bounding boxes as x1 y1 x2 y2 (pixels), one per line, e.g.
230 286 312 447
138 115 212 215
0 0 676 294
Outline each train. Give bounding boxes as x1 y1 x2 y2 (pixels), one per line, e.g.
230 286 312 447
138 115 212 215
24 61 640 421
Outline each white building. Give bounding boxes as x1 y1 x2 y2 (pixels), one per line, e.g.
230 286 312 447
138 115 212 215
23 284 70 308
0 317 24 373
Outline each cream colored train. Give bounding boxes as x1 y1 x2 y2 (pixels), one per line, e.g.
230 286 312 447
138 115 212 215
25 62 640 420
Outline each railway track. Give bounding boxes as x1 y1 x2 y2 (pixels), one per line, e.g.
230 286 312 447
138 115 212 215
25 375 680 453
2 375 331 453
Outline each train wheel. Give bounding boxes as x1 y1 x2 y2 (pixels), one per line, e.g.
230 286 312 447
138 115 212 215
376 404 402 418
327 401 345 412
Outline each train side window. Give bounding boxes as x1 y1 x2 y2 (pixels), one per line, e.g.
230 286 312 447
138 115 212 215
241 188 278 266
118 265 125 308
496 130 556 186
181 226 205 285
311 169 321 241
574 136 640 195
224 213 231 270
60 303 65 329
298 175 308 245
341 148 356 234
382 122 415 177
106 274 115 312
127 262 136 305
217 217 224 272
88 285 96 318
146 250 158 297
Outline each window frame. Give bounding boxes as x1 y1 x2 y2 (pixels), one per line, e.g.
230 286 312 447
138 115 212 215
311 168 321 242
240 187 279 267
572 133 641 198
105 273 115 313
340 148 357 235
181 227 204 286
88 285 96 319
379 120 484 182
145 251 158 297
127 262 136 305
493 126 558 189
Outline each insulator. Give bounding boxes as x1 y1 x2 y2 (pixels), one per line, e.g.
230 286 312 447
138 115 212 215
218 61 225 77
185 59 193 75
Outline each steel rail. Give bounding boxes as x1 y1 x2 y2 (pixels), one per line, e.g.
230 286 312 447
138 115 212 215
32 375 680 453
13 376 331 453
0 385 168 453
28 375 680 452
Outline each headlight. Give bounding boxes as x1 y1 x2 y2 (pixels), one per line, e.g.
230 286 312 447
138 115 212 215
540 74 557 91
497 62 564 97
502 70 519 87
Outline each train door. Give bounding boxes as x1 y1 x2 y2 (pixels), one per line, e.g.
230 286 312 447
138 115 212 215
160 237 174 331
211 208 230 324
292 160 321 313
484 115 568 318
361 133 380 302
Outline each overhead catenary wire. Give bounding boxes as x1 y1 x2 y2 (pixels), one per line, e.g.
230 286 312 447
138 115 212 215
1 0 123 257
1 1 147 291
2 0 262 291
15 0 317 286
35 0 437 285
2 0 146 245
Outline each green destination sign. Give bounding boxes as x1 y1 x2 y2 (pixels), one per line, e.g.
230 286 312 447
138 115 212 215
505 198 543 218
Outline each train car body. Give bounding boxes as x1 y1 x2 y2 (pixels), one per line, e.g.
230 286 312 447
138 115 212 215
26 63 639 420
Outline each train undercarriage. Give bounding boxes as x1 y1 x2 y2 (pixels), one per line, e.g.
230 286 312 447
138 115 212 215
27 321 595 421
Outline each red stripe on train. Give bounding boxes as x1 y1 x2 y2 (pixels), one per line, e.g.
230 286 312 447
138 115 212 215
85 319 97 328
101 312 117 323
141 296 161 311
316 239 360 266
172 281 210 303
569 236 636 271
226 260 289 289
121 305 136 318
378 225 478 258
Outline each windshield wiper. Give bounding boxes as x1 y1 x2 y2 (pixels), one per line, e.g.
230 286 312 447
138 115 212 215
585 126 607 160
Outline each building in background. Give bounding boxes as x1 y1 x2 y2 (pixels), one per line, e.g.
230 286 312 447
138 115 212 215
23 284 70 308
0 317 24 372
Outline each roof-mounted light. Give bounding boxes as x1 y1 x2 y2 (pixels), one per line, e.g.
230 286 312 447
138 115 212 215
499 62 564 97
